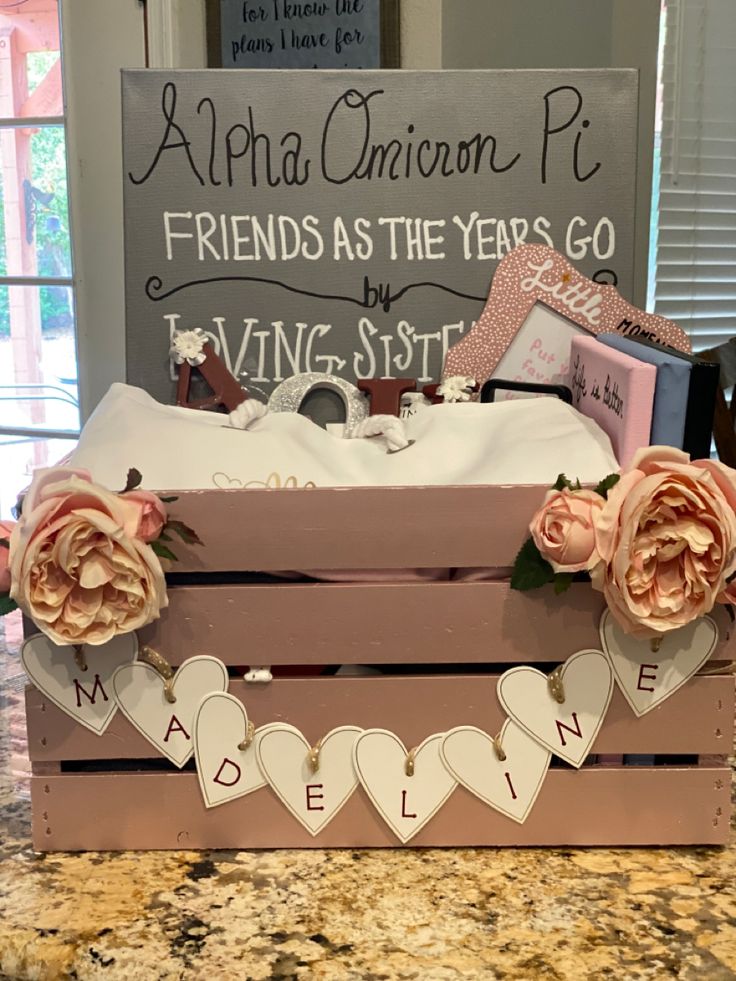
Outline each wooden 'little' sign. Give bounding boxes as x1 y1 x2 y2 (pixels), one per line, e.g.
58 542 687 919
122 69 639 402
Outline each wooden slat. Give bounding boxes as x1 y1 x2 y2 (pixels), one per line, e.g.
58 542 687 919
160 485 549 572
139 582 734 666
31 766 731 850
25 674 735 762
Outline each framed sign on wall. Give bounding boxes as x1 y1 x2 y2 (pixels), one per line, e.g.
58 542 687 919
205 0 401 69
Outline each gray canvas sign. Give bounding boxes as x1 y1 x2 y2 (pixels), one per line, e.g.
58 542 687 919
220 0 381 69
122 69 638 403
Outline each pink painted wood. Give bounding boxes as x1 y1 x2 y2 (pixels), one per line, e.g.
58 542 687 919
31 765 730 850
160 485 549 572
137 583 734 667
25 674 734 762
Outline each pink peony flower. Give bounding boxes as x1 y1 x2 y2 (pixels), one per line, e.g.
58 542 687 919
530 487 605 573
9 469 167 646
0 519 14 593
21 466 93 514
122 488 167 543
591 446 736 637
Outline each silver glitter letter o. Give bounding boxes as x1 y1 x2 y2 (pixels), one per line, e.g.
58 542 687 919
267 372 369 433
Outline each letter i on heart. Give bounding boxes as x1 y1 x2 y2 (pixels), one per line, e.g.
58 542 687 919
497 650 614 768
440 720 550 824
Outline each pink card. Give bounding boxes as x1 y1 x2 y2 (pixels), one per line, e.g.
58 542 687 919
569 335 656 467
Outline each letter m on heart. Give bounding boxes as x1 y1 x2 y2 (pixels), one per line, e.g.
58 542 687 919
74 673 109 708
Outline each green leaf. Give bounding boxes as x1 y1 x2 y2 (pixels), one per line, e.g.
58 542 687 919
151 541 178 562
510 537 555 591
553 573 574 595
166 519 204 547
552 473 584 492
121 468 143 493
159 495 178 504
0 594 18 616
593 473 621 499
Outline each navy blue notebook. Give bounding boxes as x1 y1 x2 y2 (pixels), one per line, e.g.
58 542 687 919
598 334 691 448
599 334 718 459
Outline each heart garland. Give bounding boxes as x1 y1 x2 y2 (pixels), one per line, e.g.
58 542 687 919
28 607 716 832
256 724 362 835
440 721 551 824
193 692 268 808
22 632 138 734
112 655 229 767
600 611 718 717
352 729 457 843
497 650 614 768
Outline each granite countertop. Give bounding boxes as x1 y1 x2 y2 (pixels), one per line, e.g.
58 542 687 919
1 613 735 981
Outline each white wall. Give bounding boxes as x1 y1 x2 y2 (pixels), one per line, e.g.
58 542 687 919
400 0 442 68
437 0 660 309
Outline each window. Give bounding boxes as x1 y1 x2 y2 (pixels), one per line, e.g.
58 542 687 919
0 0 78 516
651 0 736 353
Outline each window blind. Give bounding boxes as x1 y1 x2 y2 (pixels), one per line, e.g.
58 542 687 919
654 0 736 351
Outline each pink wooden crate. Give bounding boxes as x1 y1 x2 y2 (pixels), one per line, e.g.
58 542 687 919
26 485 735 850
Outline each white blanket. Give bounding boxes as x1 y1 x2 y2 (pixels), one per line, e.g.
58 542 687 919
70 383 618 491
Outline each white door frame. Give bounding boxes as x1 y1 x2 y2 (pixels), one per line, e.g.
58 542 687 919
61 0 146 422
62 0 206 424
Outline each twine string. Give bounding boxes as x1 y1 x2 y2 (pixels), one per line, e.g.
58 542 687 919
238 720 256 752
491 733 507 762
548 665 566 704
405 747 418 777
139 645 177 703
307 737 324 774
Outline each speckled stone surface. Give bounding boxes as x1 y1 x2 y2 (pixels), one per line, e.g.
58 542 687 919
1 611 735 981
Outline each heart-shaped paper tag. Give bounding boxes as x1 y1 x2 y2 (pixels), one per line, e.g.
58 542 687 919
600 611 718 717
440 721 550 824
113 656 229 767
497 650 614 768
22 633 137 735
193 692 268 808
256 724 362 835
353 730 457 843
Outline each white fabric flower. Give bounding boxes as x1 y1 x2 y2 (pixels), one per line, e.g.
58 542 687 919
437 375 476 403
170 328 207 367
